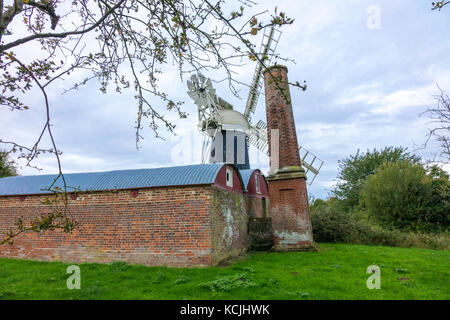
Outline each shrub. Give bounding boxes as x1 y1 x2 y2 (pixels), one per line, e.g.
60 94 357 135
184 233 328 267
311 209 449 250
361 161 449 232
421 165 450 232
331 146 420 210
310 209 360 243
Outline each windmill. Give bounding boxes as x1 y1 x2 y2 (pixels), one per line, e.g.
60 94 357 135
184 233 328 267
187 74 250 169
186 27 324 184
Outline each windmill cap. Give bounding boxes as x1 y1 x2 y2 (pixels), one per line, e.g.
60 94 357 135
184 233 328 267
216 109 250 130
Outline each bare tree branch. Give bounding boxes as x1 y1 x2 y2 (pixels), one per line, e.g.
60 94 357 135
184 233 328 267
0 0 301 243
432 1 450 10
420 84 450 163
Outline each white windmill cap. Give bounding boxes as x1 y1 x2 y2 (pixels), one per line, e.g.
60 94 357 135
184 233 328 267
215 109 250 131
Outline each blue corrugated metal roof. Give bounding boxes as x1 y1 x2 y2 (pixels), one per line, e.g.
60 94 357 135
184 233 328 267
0 163 227 196
239 169 256 189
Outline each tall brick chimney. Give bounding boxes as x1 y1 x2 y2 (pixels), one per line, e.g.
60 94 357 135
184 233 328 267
263 65 317 251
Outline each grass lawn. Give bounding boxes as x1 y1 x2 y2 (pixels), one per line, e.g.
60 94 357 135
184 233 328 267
0 243 448 300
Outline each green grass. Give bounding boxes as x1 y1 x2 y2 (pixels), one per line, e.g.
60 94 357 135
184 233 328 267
0 243 448 300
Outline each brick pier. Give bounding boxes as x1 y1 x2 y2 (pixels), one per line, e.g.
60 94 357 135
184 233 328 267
263 65 317 251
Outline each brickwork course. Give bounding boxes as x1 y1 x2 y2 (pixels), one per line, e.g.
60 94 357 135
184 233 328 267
263 65 317 251
0 164 255 267
264 66 302 169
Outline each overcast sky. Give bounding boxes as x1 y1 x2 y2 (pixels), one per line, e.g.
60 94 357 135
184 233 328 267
1 0 449 199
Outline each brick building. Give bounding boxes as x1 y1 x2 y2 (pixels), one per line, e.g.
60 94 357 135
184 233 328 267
240 169 269 218
0 164 261 267
0 65 316 267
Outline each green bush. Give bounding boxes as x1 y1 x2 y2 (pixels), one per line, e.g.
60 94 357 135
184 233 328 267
331 146 420 210
360 161 449 232
0 150 18 178
311 209 449 250
310 209 360 243
422 166 450 232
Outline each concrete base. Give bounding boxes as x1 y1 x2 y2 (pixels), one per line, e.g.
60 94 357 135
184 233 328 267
267 166 307 181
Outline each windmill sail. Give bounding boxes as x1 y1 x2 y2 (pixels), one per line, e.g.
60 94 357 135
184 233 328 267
248 120 268 153
247 120 324 185
244 27 281 120
299 146 324 185
186 27 324 184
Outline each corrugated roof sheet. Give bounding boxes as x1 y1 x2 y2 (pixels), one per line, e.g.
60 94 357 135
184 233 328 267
0 163 226 196
239 169 256 189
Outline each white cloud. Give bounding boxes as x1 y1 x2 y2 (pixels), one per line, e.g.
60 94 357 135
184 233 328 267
334 69 450 117
371 86 433 115
2 0 450 200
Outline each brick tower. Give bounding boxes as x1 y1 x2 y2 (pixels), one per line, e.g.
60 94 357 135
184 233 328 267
263 65 317 251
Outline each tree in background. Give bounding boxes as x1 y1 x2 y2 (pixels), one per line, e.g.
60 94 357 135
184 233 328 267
423 165 450 232
428 3 450 161
420 86 450 162
331 147 420 211
361 161 449 232
0 150 18 177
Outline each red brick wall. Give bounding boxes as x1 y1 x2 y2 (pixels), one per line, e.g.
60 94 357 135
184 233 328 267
268 178 314 251
244 170 270 218
246 197 270 218
263 65 316 251
210 188 248 265
0 184 249 267
263 65 302 168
